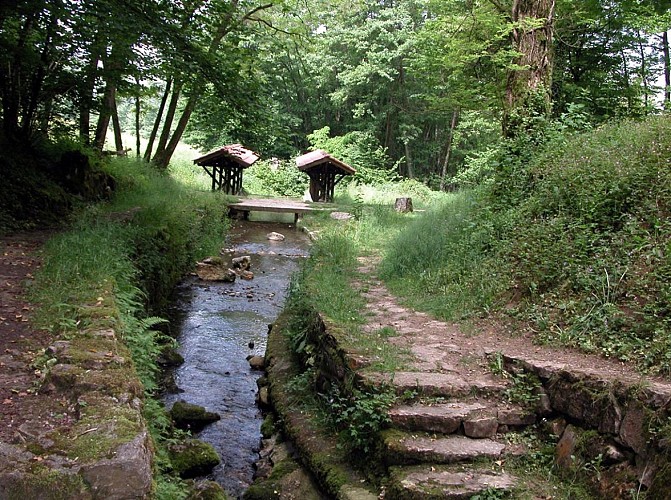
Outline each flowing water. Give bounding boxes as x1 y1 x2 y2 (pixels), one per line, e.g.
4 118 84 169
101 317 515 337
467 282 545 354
164 220 309 498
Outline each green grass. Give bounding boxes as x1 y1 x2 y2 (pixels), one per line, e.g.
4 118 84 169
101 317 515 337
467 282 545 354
379 190 505 319
30 155 231 497
375 114 671 374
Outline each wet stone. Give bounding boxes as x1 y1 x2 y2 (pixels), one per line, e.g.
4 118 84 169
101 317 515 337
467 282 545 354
170 400 221 432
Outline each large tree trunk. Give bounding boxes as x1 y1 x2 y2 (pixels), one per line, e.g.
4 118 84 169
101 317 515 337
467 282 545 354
152 80 183 164
440 109 459 192
502 0 556 138
144 77 172 161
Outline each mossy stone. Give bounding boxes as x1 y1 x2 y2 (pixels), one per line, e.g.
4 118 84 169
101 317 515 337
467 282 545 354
169 439 221 479
186 479 229 499
260 414 276 438
170 400 221 431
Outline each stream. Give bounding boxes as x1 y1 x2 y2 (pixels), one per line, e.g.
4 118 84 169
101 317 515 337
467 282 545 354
164 220 309 498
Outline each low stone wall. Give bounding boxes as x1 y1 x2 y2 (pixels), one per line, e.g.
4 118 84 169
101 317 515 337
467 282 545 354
500 353 671 495
263 311 378 500
0 327 152 499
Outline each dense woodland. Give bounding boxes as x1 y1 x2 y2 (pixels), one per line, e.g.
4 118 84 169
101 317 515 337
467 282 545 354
1 0 670 190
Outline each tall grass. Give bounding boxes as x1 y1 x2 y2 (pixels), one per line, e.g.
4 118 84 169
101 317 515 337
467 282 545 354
31 156 230 496
378 115 671 374
379 191 505 319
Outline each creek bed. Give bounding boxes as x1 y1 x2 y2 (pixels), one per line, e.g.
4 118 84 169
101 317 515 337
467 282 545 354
164 220 309 497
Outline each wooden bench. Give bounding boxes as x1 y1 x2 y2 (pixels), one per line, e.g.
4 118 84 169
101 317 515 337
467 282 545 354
227 200 312 224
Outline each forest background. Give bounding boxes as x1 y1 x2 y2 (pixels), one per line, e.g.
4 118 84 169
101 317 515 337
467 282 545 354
1 0 670 192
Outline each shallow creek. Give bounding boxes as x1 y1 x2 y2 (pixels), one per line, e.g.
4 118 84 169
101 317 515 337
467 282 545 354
164 220 309 497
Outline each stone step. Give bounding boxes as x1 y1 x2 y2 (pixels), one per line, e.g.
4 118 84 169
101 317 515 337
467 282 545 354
386 464 517 499
389 402 536 438
359 371 507 398
382 432 514 466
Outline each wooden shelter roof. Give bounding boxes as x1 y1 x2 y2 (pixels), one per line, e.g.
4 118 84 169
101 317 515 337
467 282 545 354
295 149 356 175
193 143 260 168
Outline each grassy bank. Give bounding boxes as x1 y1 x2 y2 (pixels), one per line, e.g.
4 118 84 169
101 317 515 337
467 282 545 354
380 115 671 374
30 156 230 497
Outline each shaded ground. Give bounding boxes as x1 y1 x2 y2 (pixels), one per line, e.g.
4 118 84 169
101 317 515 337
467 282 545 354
0 231 59 444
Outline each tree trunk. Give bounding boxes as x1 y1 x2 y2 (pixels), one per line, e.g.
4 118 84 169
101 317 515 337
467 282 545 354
94 83 116 151
135 92 141 157
151 2 273 169
21 7 57 138
2 12 36 138
152 80 182 162
144 77 172 161
112 96 123 152
637 31 649 111
502 0 556 138
79 34 101 145
153 92 198 170
404 141 414 179
663 31 670 108
440 109 459 192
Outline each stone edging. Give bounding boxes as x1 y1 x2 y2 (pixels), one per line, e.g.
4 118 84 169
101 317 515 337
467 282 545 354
0 327 152 499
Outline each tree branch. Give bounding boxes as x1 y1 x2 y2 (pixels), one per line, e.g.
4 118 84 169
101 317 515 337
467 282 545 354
241 3 274 22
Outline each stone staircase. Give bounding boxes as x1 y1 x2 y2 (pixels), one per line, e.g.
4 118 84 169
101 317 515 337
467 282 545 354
359 368 536 498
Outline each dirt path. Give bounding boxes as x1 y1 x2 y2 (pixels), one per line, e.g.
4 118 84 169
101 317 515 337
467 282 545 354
355 256 663 389
0 232 57 444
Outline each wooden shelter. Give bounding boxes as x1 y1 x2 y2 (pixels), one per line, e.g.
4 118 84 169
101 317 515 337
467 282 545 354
295 149 356 202
193 144 260 195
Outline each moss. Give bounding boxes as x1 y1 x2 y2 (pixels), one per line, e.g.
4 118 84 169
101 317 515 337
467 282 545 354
55 399 143 461
243 458 298 500
4 465 90 500
169 439 221 479
260 414 276 439
186 480 229 500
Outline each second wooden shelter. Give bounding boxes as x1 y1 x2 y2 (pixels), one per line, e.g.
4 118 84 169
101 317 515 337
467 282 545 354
295 149 355 202
193 144 260 195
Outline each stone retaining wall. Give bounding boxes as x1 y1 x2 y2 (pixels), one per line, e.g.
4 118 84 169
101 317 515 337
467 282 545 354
0 327 152 499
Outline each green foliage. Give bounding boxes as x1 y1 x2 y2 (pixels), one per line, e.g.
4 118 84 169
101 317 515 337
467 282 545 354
244 159 308 197
322 385 395 454
307 126 398 185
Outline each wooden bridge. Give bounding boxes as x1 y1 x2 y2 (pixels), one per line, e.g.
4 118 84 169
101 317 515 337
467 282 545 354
227 198 313 224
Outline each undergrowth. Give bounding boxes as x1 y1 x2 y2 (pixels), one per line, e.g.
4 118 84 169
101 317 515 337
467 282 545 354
380 114 671 374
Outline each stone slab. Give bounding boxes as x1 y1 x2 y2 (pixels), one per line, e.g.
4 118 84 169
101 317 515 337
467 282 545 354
388 465 516 500
389 403 488 434
361 371 506 397
385 434 506 465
